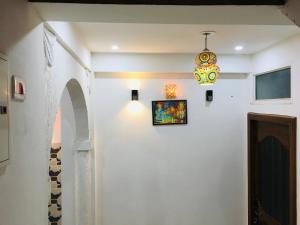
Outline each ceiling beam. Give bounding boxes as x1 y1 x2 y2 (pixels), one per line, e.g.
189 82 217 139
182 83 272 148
282 0 300 27
30 4 293 25
29 0 286 5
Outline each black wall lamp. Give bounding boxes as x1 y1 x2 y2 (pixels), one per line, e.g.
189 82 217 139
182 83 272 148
131 90 139 101
206 90 213 102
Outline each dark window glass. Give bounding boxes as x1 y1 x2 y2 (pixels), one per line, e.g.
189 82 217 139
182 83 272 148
256 68 291 100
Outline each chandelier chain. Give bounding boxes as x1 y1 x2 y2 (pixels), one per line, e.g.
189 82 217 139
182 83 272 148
203 33 210 51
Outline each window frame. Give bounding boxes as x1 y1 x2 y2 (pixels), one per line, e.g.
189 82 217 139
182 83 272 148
251 66 292 105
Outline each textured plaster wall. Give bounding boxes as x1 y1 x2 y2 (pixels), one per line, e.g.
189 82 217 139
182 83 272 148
0 1 93 225
92 53 252 74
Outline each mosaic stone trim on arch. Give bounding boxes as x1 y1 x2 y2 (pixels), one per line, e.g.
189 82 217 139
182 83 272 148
49 143 62 225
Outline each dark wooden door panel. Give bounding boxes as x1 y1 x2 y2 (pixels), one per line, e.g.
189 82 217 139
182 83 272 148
248 113 296 225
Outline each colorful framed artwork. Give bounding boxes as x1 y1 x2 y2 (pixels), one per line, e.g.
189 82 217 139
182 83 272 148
152 100 187 126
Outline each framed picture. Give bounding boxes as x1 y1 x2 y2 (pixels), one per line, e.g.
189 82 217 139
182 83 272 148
152 100 187 126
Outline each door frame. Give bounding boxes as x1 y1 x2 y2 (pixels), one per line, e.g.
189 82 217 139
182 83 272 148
248 112 297 225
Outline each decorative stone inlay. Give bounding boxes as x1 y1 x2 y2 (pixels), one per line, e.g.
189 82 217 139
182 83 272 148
49 143 62 225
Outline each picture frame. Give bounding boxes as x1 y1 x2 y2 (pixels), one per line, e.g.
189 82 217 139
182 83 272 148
152 100 187 126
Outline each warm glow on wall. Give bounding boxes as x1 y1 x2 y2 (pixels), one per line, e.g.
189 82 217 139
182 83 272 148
127 101 144 114
51 111 61 144
165 84 177 99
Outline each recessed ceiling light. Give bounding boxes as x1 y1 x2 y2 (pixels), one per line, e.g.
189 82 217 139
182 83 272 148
235 45 244 51
111 45 119 50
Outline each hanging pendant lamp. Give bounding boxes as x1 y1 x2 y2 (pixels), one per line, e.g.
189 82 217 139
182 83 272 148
193 32 220 85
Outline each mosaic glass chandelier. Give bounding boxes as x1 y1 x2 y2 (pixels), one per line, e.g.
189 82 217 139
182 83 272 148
193 32 220 85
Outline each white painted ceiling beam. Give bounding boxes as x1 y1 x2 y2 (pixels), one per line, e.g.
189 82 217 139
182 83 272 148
31 3 292 25
92 53 252 74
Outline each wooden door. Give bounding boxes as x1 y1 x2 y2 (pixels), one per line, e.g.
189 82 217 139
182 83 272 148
248 113 296 225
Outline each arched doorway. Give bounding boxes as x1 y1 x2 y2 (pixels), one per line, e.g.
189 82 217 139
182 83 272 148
48 79 92 225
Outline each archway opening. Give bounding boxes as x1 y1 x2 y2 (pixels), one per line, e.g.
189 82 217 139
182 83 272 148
48 79 92 225
49 111 62 225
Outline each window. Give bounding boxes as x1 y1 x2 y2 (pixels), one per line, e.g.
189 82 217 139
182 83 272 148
255 68 291 100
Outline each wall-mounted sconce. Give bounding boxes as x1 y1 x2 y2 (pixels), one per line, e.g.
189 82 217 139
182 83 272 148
131 90 139 101
165 84 177 99
206 90 213 102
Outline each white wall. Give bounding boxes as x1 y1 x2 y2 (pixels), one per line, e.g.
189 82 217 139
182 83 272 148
0 2 298 225
61 88 76 225
94 77 248 225
0 0 40 54
0 1 93 225
92 53 252 74
247 34 300 118
246 34 300 223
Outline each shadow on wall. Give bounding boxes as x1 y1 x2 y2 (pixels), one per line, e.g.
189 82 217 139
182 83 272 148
0 166 6 176
65 79 89 142
0 0 42 54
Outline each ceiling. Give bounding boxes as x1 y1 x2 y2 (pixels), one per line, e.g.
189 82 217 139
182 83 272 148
74 23 300 54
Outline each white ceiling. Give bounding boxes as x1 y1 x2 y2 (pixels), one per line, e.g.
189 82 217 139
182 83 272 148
32 3 300 54
74 23 300 54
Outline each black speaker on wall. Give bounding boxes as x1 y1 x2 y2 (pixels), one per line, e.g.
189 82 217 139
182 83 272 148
206 90 213 102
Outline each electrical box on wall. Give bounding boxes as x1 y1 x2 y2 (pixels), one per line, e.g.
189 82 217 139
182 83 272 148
0 54 9 166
